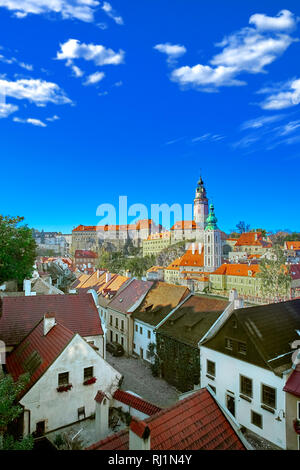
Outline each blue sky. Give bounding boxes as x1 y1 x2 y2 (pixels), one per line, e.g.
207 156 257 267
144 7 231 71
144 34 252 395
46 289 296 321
0 0 300 234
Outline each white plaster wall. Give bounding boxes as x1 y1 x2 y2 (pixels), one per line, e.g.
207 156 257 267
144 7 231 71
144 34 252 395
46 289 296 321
133 320 155 363
200 346 287 449
84 335 104 358
20 334 122 435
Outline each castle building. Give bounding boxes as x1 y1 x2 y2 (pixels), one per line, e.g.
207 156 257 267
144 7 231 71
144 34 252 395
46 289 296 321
204 204 222 272
194 176 209 230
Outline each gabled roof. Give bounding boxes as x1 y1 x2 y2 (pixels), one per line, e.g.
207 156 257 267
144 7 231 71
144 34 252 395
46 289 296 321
113 389 161 416
157 295 229 347
170 220 197 231
207 300 300 374
283 367 300 397
6 318 75 398
165 258 181 271
235 232 271 248
0 293 103 346
133 282 190 326
87 388 245 450
107 279 153 314
179 246 204 268
212 263 260 277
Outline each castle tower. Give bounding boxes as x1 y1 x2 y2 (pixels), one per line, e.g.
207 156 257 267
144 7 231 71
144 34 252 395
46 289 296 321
204 204 222 272
193 176 209 230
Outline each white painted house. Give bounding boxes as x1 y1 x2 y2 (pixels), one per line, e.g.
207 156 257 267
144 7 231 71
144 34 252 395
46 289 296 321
199 299 300 449
5 315 122 437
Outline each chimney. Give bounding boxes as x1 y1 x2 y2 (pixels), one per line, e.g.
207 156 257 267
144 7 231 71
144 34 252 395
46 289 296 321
198 242 202 253
192 243 195 255
23 279 31 296
43 314 56 336
95 391 110 441
105 272 111 283
97 269 100 279
129 418 151 450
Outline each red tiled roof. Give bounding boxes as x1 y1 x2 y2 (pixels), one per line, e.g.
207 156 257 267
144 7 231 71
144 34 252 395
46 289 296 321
171 221 197 231
108 279 153 314
75 250 98 259
285 241 300 251
6 318 75 398
179 246 204 268
73 220 155 233
0 294 103 346
212 263 260 277
95 391 106 404
235 232 271 248
290 264 300 280
87 388 245 450
113 389 161 416
130 418 150 438
283 369 300 397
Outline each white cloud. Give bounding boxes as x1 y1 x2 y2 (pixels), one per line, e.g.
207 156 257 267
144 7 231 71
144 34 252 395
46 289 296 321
13 117 46 127
211 29 293 74
71 64 84 77
154 43 186 63
170 10 297 91
241 114 286 130
277 120 300 136
249 9 297 32
191 133 224 143
0 53 34 71
0 0 100 22
171 64 245 88
46 114 60 121
57 39 124 66
101 2 123 25
0 102 18 117
84 71 105 85
259 78 300 110
0 78 72 105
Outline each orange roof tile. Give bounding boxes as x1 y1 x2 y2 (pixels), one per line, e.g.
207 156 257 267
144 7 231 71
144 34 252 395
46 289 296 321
170 220 197 230
179 246 204 268
166 258 182 270
285 241 300 251
87 388 246 451
212 263 260 277
235 232 271 248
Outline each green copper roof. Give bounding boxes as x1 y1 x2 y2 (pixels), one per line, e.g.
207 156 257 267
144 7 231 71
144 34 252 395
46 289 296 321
205 204 218 230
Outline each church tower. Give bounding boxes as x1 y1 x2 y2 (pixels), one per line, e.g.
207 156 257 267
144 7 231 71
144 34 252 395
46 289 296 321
204 204 222 272
194 176 209 230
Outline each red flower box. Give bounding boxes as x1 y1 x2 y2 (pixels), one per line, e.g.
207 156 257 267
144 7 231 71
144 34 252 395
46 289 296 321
293 419 300 435
83 377 97 386
57 384 72 392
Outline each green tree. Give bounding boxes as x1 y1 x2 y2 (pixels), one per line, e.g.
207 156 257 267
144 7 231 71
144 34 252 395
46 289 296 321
0 373 33 450
236 221 250 234
97 247 112 270
0 215 37 286
256 246 291 301
126 255 155 278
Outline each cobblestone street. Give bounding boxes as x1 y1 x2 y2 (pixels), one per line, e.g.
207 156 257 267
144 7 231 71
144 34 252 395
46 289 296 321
105 352 179 409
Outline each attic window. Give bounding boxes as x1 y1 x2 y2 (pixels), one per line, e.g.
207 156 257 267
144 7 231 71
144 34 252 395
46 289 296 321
238 342 247 355
119 298 123 302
